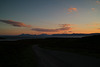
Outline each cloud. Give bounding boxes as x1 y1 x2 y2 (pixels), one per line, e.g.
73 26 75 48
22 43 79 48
59 24 71 27
97 28 100 30
31 24 72 32
96 1 100 4
64 7 78 14
67 7 78 13
0 20 31 28
0 19 73 32
97 28 100 29
31 27 71 32
91 8 95 11
59 24 77 27
86 24 100 26
68 31 72 32
31 28 59 32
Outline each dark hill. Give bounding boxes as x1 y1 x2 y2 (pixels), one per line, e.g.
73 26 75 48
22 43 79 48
0 37 5 39
83 35 100 39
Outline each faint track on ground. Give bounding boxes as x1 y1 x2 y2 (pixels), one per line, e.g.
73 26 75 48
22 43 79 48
33 45 100 67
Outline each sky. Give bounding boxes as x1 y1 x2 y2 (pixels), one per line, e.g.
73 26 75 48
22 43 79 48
0 0 100 35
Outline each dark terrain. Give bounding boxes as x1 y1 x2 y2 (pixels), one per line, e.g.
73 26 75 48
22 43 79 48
0 37 5 39
0 35 100 67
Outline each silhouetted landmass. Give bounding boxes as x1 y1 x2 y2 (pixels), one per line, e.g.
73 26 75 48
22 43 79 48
52 34 90 36
0 33 93 40
0 37 5 39
0 41 38 67
16 35 100 58
83 34 100 39
38 35 100 58
0 35 100 67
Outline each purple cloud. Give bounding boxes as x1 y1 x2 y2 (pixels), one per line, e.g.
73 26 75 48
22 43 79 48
31 26 72 32
0 20 31 28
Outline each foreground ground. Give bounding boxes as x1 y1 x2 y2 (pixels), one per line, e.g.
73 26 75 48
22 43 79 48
0 41 38 67
0 35 100 67
33 45 100 67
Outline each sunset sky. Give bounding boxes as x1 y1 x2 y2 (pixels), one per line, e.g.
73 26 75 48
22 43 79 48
0 0 100 35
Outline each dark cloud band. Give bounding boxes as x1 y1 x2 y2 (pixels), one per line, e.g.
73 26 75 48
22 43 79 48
31 27 72 32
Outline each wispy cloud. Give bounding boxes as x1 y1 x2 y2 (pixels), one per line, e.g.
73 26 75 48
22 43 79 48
0 19 73 32
59 24 76 27
64 7 78 14
68 31 72 32
67 7 78 14
59 24 71 27
31 27 71 32
31 24 72 32
68 7 77 12
0 20 31 28
31 28 59 32
97 28 100 30
91 8 95 11
86 23 100 26
96 1 100 4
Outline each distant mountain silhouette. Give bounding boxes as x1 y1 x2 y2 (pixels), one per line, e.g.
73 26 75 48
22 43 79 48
90 33 100 35
0 37 5 39
0 33 100 40
18 34 35 37
0 33 97 37
52 34 91 36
